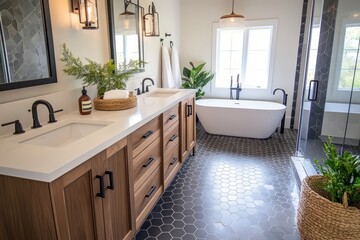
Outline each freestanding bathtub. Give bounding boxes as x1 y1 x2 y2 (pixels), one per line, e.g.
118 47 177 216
196 99 286 139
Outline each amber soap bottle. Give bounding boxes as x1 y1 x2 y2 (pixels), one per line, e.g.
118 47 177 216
78 87 92 115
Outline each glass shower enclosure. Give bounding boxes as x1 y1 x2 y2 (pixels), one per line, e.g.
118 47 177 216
295 0 360 177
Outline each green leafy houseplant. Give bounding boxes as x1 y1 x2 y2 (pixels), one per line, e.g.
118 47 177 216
315 139 360 208
61 44 139 97
182 62 215 100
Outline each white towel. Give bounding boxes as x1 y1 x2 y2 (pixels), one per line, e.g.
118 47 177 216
161 46 174 88
103 89 129 99
170 46 181 88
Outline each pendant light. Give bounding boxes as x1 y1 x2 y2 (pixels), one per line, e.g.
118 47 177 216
220 0 244 28
119 0 136 31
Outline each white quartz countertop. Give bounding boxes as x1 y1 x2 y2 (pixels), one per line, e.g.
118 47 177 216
0 89 196 182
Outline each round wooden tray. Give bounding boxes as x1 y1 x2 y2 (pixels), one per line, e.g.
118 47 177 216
94 95 137 111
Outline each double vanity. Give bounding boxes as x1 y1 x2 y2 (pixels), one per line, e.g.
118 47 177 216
0 89 196 240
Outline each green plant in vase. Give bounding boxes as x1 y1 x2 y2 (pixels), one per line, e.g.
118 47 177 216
181 62 215 100
315 138 360 208
61 44 140 97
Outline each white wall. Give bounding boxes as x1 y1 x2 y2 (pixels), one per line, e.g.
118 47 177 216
0 0 181 135
180 0 303 127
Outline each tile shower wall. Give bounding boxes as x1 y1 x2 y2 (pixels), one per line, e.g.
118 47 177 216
308 0 338 139
0 0 49 82
290 0 308 129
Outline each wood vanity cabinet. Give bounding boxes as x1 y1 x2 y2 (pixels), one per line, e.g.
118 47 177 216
180 95 196 162
0 94 197 240
0 138 133 240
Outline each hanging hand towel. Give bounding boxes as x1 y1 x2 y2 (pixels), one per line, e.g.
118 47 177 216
170 45 181 88
162 46 174 88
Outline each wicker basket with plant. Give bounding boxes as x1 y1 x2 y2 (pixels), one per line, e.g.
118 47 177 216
297 139 360 240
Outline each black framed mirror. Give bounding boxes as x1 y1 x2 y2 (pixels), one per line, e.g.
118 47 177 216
0 0 57 91
107 0 145 71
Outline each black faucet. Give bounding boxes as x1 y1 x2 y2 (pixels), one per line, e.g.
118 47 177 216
31 100 62 129
230 74 242 100
141 78 155 93
273 88 288 134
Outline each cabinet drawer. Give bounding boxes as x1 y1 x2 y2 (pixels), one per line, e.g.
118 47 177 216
163 121 179 156
163 104 179 131
134 166 162 221
164 144 180 184
133 137 161 191
130 117 160 157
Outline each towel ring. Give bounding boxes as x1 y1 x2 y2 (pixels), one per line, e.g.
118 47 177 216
160 38 164 46
170 41 173 48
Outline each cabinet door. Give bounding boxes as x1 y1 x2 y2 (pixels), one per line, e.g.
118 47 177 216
181 100 188 161
103 138 134 240
50 154 105 240
0 176 57 240
186 97 196 151
180 96 196 162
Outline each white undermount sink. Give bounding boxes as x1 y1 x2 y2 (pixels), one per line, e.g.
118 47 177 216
146 89 180 98
20 121 110 148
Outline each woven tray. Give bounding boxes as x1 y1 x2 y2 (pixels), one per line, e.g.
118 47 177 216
94 95 137 111
297 176 360 240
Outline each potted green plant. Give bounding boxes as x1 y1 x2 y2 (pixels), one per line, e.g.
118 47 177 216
181 62 215 100
297 139 360 240
61 44 139 98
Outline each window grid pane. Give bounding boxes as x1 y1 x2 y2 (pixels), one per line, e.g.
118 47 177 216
338 25 360 90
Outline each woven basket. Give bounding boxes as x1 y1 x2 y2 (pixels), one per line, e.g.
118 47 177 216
94 95 137 111
297 176 360 240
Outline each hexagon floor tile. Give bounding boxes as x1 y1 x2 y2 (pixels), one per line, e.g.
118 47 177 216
136 124 300 240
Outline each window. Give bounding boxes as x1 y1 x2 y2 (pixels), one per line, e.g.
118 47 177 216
115 34 139 65
213 20 277 90
337 24 360 90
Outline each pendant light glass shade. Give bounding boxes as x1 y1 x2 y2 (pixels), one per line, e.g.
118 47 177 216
220 0 245 28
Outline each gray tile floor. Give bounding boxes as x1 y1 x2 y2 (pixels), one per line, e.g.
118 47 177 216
136 125 300 240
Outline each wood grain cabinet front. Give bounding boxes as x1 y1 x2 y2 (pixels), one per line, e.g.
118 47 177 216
163 121 180 157
130 117 160 158
133 137 162 191
0 138 134 240
163 104 180 131
51 137 134 240
181 95 196 163
134 165 163 229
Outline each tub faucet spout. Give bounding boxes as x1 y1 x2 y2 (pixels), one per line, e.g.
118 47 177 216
230 74 242 100
273 88 288 134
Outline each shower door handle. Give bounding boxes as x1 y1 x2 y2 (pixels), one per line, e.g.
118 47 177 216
307 80 319 101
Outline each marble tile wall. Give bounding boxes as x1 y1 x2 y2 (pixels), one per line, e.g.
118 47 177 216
0 0 49 82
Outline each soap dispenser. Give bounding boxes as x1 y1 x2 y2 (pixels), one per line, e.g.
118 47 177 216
78 86 92 115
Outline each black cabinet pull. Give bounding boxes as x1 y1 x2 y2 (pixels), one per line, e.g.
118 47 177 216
170 157 178 165
143 157 155 168
145 185 157 198
189 105 193 116
308 80 319 101
96 175 105 198
169 134 177 142
169 114 176 120
105 171 114 190
142 130 153 139
186 104 193 117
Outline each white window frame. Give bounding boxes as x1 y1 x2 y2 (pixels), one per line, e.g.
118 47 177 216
328 19 360 103
211 19 278 97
